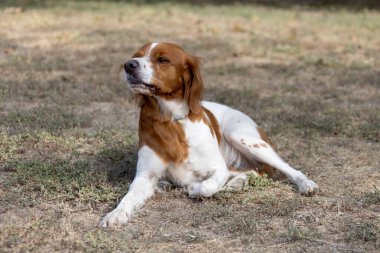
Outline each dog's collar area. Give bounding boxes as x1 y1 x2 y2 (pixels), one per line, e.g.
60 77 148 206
174 115 188 121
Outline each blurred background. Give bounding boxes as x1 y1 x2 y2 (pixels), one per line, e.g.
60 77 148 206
0 1 379 252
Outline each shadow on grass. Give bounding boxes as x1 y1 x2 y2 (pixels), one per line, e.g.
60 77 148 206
0 106 91 134
2 149 136 205
1 128 138 207
97 140 137 184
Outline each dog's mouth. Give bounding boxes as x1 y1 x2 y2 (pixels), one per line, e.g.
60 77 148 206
126 75 158 94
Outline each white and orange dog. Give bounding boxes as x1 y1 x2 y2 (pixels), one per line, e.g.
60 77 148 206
100 42 318 228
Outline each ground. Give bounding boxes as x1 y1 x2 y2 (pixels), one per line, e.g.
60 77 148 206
0 1 379 252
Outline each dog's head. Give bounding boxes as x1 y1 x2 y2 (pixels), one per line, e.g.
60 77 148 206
124 42 203 115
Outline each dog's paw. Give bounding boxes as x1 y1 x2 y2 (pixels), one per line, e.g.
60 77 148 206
298 179 319 196
187 182 204 198
223 173 247 192
99 209 129 228
187 182 216 198
188 181 220 198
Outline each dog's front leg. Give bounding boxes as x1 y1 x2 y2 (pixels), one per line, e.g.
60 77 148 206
99 146 166 228
188 162 230 198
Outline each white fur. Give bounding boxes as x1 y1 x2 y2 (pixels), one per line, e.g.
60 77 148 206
100 102 319 227
157 98 189 120
148 42 158 55
203 101 318 194
99 145 166 228
100 111 229 227
175 117 229 197
128 42 158 84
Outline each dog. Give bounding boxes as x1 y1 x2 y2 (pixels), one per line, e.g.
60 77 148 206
99 42 318 228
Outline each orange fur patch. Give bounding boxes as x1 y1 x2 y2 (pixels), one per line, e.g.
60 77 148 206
257 127 276 149
138 96 188 164
203 107 222 144
256 127 277 178
134 43 206 164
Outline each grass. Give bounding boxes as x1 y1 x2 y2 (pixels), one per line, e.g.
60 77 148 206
245 173 274 190
356 188 380 207
0 1 379 252
5 159 124 202
1 106 89 133
284 226 321 242
347 221 379 243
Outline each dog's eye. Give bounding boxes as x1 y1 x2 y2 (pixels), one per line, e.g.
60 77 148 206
158 57 169 64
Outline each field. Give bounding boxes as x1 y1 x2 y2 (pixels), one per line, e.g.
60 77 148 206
0 1 379 252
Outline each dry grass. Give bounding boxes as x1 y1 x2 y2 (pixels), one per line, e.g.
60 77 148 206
0 1 379 252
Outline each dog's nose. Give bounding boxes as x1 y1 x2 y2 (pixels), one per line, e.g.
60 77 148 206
124 60 139 73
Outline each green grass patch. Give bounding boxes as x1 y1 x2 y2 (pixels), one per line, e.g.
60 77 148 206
226 214 258 238
5 159 129 203
284 226 321 242
1 107 89 134
358 114 380 142
0 127 137 206
245 173 274 191
356 188 380 208
346 221 379 244
98 143 131 163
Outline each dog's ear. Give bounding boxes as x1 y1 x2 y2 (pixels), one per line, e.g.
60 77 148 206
184 55 203 116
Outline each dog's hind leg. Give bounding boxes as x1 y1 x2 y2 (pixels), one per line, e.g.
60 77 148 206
224 122 318 196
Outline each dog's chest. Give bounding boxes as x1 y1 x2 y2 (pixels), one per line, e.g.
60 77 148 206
165 118 225 186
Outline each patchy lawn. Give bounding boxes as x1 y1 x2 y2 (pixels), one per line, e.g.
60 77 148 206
0 1 379 252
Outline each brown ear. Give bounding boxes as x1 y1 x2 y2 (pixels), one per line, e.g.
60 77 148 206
184 55 203 116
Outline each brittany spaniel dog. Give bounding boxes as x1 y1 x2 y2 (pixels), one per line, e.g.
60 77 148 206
100 42 318 228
